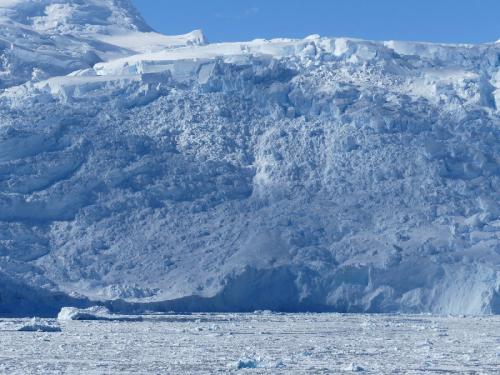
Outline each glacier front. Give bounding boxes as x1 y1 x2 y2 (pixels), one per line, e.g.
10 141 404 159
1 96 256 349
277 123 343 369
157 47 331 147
0 0 499 316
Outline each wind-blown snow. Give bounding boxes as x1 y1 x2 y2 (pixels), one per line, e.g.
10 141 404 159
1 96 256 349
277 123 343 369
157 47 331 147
0 0 499 316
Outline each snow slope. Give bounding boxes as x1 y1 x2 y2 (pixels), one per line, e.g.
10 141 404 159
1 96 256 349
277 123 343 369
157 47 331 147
0 1 499 316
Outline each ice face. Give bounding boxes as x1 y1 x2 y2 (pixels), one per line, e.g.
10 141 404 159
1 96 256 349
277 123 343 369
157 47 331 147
0 1 499 316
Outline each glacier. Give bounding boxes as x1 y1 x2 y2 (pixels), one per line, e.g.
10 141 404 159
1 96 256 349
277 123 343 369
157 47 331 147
0 0 499 316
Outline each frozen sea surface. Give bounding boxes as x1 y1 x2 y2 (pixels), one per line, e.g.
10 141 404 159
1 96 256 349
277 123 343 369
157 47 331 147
0 313 499 374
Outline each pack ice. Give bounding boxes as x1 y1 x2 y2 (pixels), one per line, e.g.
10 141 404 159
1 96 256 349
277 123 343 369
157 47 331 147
0 0 499 317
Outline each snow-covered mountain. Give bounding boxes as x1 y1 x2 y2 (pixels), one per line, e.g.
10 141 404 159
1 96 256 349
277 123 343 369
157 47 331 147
0 0 499 316
0 0 205 88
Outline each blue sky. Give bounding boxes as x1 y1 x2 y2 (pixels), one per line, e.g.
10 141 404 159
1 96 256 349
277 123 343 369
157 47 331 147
132 0 499 44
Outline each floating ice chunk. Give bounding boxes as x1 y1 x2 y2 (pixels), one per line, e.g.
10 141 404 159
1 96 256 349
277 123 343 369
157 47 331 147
253 310 274 315
343 363 365 372
57 306 142 322
275 360 286 368
235 358 260 369
58 306 109 321
231 357 283 370
18 318 61 332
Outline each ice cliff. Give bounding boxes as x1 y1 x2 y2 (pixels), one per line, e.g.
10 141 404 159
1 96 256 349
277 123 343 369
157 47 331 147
0 0 499 316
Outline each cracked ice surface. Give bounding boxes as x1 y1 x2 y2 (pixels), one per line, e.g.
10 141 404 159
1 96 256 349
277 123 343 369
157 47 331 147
0 313 499 374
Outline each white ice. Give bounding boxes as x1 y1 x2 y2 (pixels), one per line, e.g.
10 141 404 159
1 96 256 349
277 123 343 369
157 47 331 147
0 313 499 374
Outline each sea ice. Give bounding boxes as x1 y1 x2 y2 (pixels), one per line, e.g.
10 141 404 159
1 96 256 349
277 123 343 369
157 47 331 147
17 318 61 332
